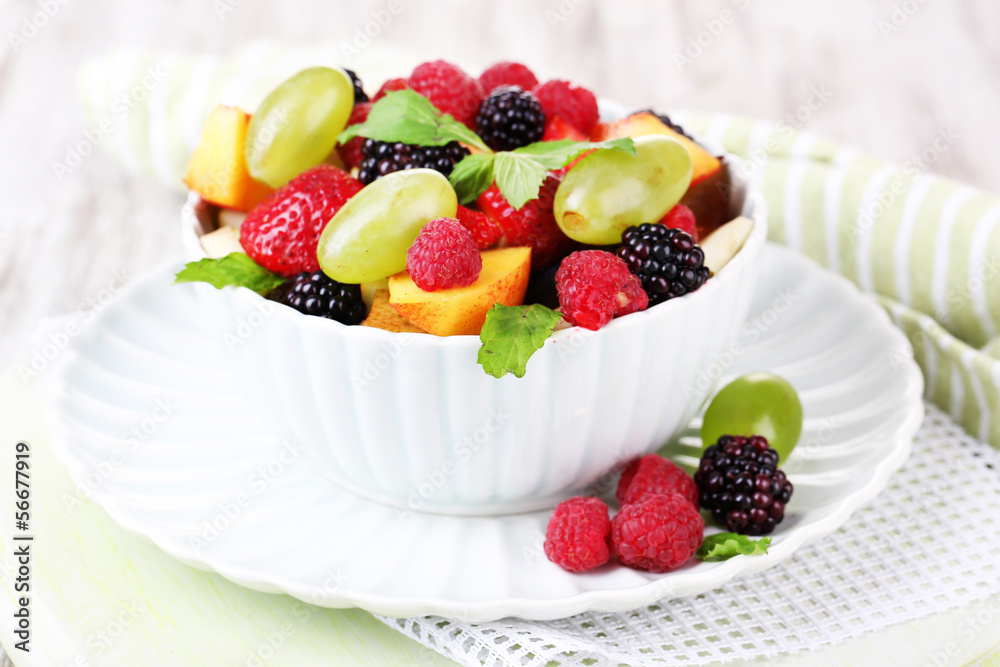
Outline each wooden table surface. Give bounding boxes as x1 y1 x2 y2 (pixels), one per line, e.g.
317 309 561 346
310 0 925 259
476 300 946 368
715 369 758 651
2 1 999 665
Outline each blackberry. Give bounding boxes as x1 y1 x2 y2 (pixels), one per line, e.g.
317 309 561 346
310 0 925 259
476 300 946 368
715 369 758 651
268 271 366 325
475 86 545 151
636 109 696 142
344 68 368 103
357 139 470 185
616 224 710 306
694 435 793 536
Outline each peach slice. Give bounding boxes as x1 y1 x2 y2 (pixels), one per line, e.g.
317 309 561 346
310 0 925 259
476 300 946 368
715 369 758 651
361 289 427 334
591 111 722 186
388 247 531 336
184 105 273 212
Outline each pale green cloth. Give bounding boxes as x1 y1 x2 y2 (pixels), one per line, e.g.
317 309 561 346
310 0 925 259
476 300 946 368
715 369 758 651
672 111 1000 446
77 44 1000 448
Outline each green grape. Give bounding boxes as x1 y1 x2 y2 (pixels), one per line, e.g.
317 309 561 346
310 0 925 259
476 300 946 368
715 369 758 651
245 67 354 188
554 135 693 245
317 170 458 283
701 372 804 463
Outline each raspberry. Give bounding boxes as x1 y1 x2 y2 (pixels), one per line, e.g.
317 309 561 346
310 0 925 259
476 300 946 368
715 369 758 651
408 60 484 128
475 86 546 151
616 454 700 509
659 204 698 241
357 139 469 186
610 493 704 572
616 224 710 307
544 497 611 572
555 250 648 330
240 165 363 277
694 435 793 536
476 174 574 271
456 204 502 250
337 102 371 170
406 218 482 292
344 68 368 103
478 61 539 95
266 271 367 325
532 80 599 136
373 77 408 101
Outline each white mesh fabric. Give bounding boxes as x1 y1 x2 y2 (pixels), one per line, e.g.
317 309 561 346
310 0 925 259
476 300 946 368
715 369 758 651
379 404 1000 666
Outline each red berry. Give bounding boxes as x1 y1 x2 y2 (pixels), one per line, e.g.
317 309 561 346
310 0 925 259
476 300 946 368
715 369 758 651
555 250 649 330
408 60 484 129
476 174 574 271
240 165 363 277
478 62 539 95
337 102 371 170
373 77 408 101
611 493 704 572
616 454 700 509
659 204 698 241
542 114 587 142
544 497 611 573
406 217 482 292
532 80 599 136
456 204 503 251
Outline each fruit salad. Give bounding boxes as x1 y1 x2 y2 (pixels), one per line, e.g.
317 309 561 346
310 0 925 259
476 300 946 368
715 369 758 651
177 60 756 378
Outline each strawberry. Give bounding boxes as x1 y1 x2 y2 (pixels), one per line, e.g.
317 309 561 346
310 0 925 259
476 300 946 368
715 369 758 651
477 173 574 271
456 204 503 250
240 165 363 277
337 102 371 170
542 114 587 142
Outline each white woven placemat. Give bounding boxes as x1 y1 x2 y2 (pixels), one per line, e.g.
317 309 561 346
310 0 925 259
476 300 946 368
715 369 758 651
378 404 1000 666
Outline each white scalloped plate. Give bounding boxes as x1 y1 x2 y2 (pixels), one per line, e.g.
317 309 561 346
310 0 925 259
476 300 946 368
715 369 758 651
48 243 923 621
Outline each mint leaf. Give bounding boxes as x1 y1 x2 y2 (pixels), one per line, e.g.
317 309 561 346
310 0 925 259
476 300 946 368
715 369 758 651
512 137 636 169
449 153 496 204
174 253 284 296
449 138 637 209
478 304 563 378
493 152 550 209
337 89 490 152
696 533 772 562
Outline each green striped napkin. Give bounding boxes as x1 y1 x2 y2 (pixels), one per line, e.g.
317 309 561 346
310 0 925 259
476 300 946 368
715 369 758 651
77 44 1000 449
671 111 1000 446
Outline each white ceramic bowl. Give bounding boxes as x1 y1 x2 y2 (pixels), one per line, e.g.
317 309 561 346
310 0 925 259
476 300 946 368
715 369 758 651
50 239 923 620
181 158 766 516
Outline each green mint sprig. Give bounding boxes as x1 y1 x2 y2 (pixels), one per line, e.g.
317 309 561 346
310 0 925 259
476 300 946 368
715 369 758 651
174 253 284 296
452 138 636 209
449 153 497 203
337 89 490 152
696 533 772 562
335 88 635 210
478 303 563 378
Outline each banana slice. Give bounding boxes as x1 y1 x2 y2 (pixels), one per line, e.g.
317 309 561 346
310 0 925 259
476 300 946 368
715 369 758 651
701 216 754 274
200 227 244 259
218 209 247 230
